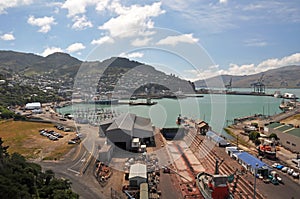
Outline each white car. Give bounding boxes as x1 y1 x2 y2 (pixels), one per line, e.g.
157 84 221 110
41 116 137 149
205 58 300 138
272 163 279 168
288 168 294 175
281 167 289 172
292 172 299 178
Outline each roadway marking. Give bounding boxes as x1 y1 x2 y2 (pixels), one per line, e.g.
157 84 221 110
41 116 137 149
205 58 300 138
72 142 83 161
67 168 81 175
80 141 96 175
70 151 87 168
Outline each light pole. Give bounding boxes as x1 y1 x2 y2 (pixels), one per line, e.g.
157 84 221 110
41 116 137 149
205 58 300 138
253 163 258 199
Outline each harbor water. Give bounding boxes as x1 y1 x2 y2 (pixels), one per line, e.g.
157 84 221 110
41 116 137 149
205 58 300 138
57 88 300 136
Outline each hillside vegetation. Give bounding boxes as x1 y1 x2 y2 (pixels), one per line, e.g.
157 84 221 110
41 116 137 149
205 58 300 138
0 138 78 198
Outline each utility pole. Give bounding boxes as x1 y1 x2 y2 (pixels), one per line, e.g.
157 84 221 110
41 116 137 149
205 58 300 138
254 163 258 199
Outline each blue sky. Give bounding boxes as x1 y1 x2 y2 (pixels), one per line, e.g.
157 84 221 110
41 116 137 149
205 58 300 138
0 0 300 80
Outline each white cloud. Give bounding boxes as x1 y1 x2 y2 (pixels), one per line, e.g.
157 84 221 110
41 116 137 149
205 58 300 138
225 53 300 76
183 66 222 81
66 43 86 53
41 47 63 57
185 53 300 80
119 52 144 59
0 0 33 14
219 0 228 4
27 15 56 33
0 33 15 41
195 53 300 80
71 15 93 30
62 0 110 17
131 37 152 47
244 39 268 47
256 53 300 70
91 35 114 45
156 34 199 46
99 2 165 38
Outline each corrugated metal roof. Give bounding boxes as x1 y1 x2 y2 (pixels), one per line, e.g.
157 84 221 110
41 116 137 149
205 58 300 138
106 113 135 132
286 128 300 138
276 125 293 132
206 131 229 146
237 152 269 169
134 116 153 132
129 163 147 179
266 122 282 128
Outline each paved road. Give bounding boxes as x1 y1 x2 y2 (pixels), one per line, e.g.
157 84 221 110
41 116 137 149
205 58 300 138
257 173 300 199
37 121 109 199
40 144 107 199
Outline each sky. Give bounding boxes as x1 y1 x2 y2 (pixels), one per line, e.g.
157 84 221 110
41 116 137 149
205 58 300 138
0 0 300 81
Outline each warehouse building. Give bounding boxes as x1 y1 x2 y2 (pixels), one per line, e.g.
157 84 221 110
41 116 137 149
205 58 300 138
100 113 154 151
264 122 300 153
233 151 271 177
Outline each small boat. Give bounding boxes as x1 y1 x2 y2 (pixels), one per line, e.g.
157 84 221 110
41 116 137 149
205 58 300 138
279 100 295 111
273 91 282 98
94 99 119 104
129 98 157 106
196 159 232 199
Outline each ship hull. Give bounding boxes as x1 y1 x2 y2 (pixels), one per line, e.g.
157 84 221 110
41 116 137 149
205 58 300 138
196 172 231 199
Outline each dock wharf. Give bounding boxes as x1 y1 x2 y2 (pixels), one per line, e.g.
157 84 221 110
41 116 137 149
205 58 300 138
170 117 266 198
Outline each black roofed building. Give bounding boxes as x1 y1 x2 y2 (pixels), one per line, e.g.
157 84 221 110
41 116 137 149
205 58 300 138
100 113 155 151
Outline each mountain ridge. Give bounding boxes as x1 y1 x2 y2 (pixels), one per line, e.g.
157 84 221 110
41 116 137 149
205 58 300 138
194 65 300 88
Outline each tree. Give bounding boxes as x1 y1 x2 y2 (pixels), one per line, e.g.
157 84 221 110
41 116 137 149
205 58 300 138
0 139 79 199
269 133 278 140
0 137 9 161
254 139 261 146
249 131 260 141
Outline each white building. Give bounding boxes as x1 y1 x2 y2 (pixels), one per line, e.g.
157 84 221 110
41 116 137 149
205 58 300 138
25 102 41 110
129 163 147 187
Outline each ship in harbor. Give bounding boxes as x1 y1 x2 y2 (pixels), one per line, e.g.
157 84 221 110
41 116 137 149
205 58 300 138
129 98 157 106
279 99 296 111
196 159 232 199
83 96 119 105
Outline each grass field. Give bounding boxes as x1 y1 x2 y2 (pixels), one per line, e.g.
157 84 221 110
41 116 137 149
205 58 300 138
0 120 75 160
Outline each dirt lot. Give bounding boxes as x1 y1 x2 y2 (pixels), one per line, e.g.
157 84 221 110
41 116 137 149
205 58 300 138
0 120 77 160
281 113 300 127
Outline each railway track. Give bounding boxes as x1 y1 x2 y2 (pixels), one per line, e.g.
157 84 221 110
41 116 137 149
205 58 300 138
184 129 265 199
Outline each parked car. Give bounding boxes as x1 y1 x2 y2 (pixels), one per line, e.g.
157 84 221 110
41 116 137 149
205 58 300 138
162 166 170 173
281 167 289 172
272 163 279 168
292 172 299 178
276 165 284 170
68 140 76 144
288 168 294 175
48 135 58 141
56 133 63 138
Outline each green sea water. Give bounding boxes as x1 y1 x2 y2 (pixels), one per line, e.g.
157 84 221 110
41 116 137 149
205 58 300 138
57 88 300 134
